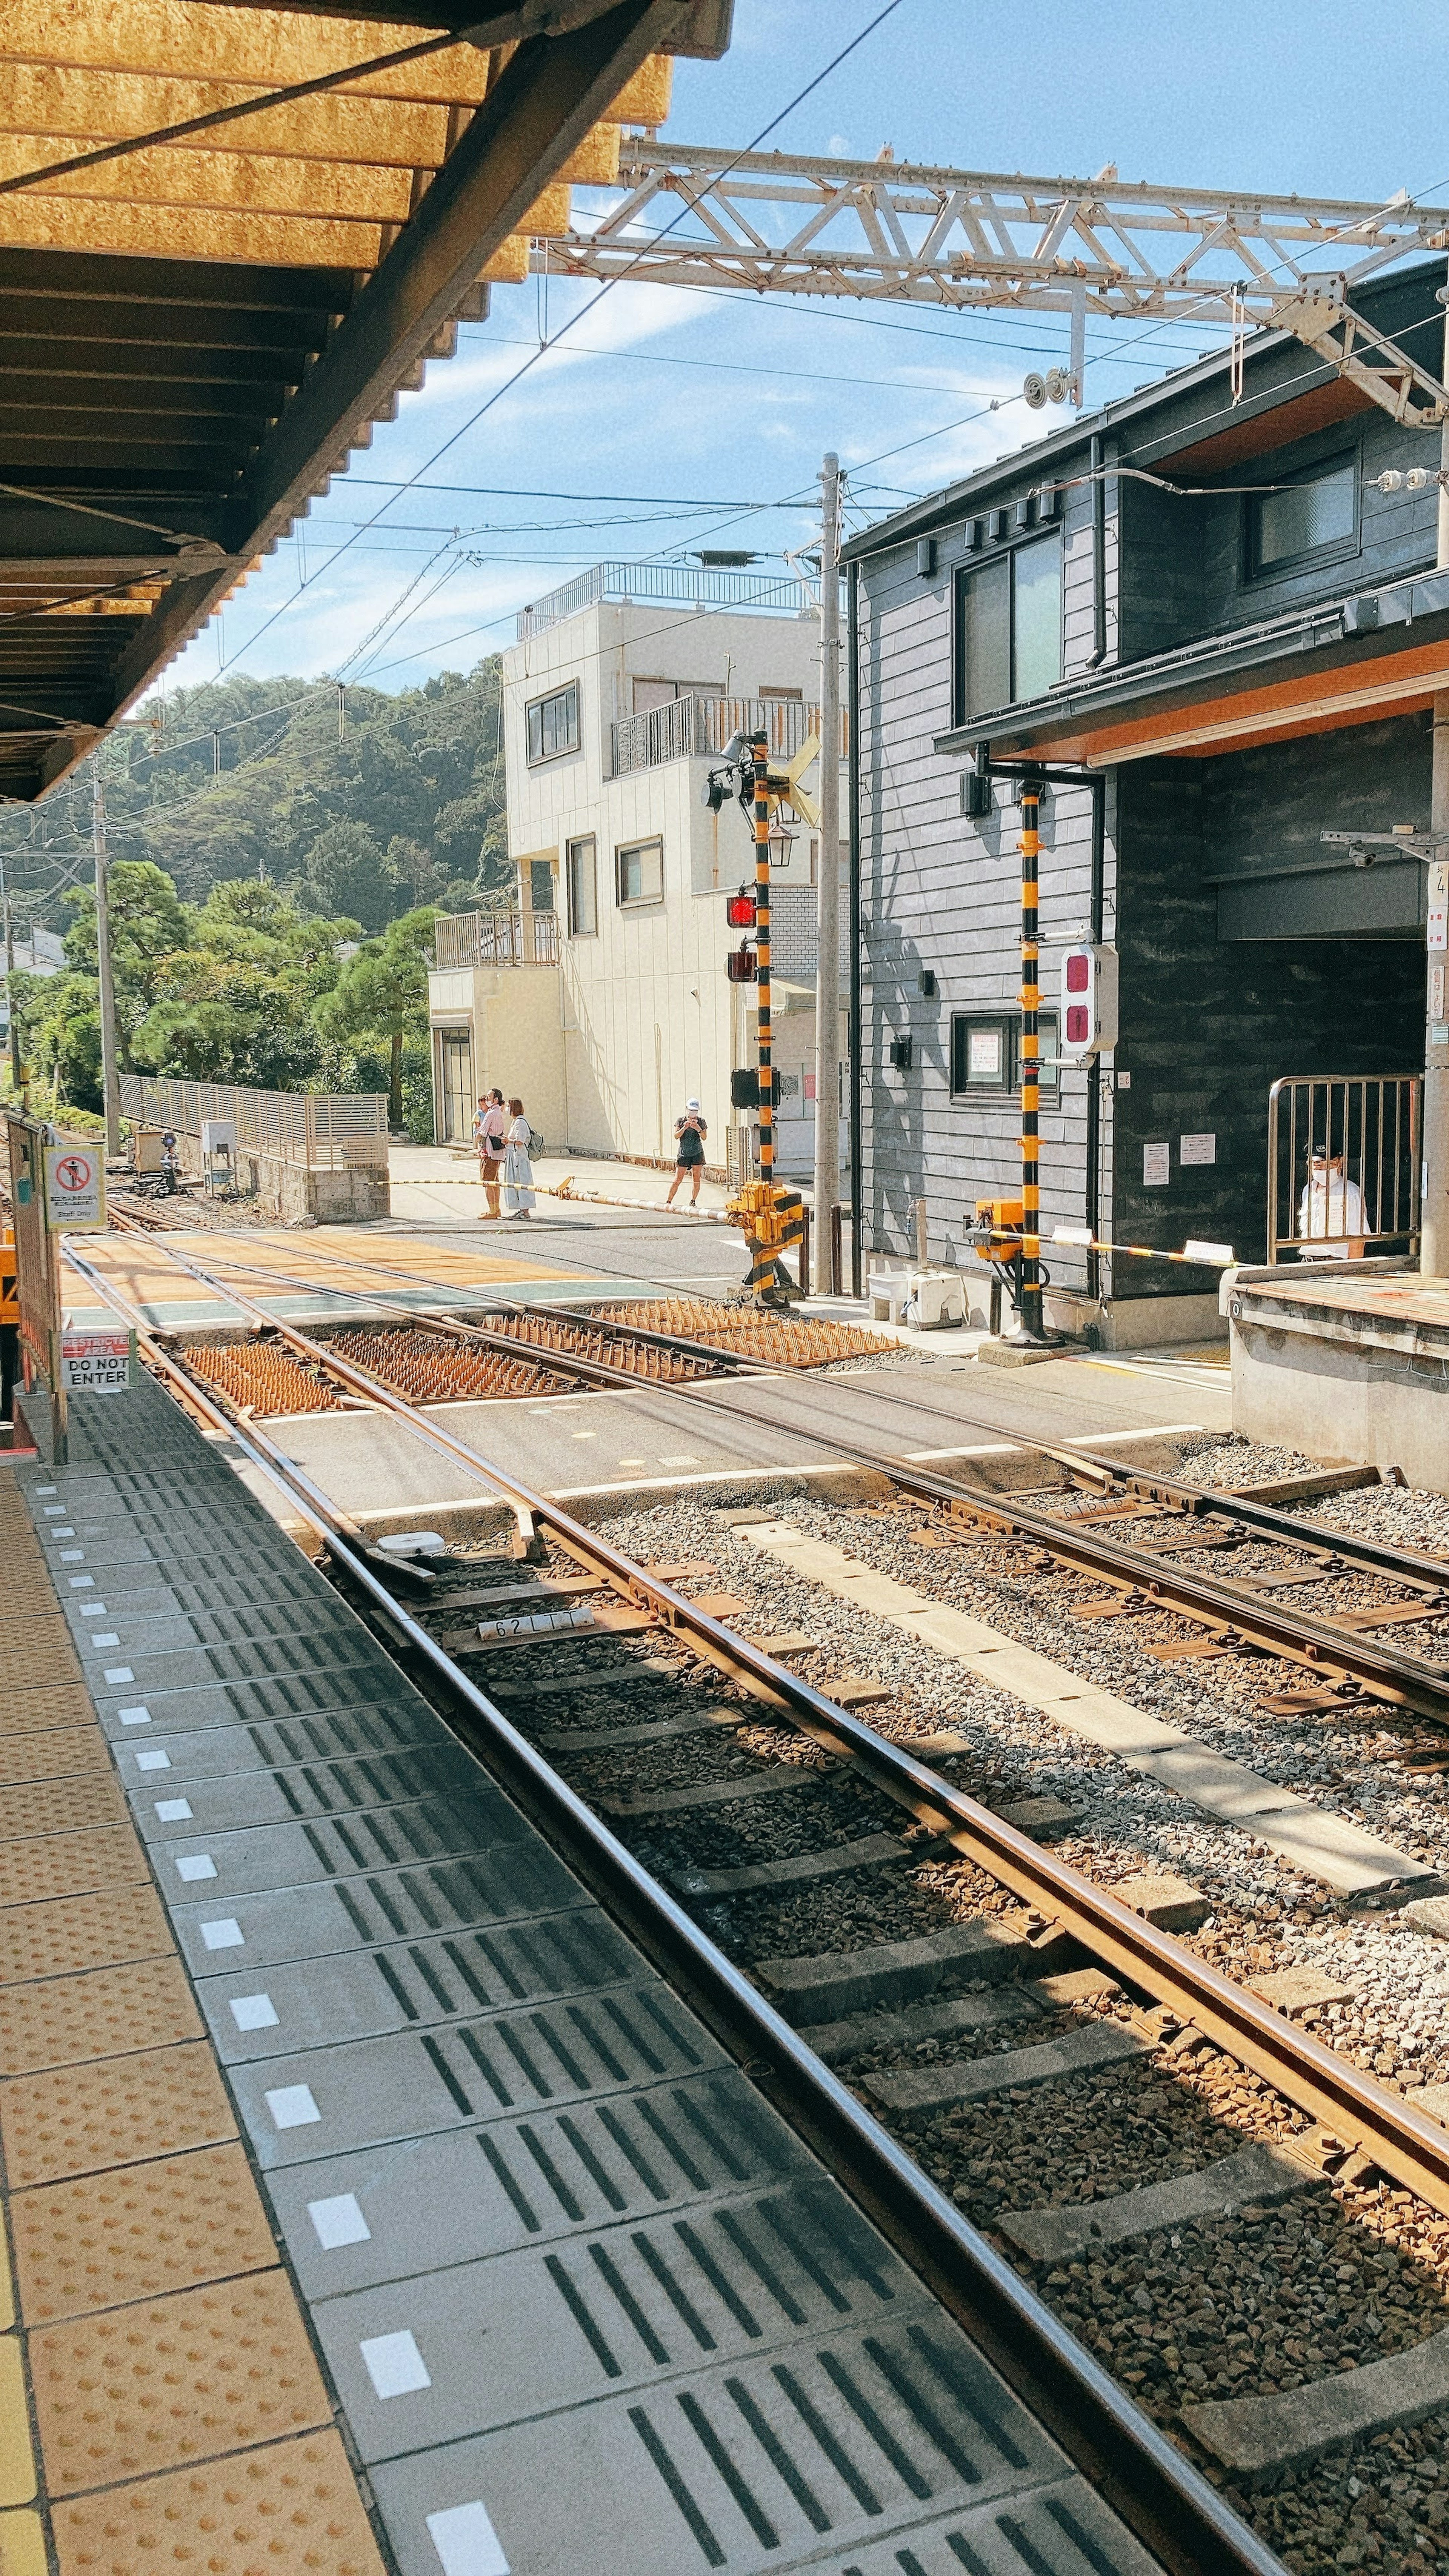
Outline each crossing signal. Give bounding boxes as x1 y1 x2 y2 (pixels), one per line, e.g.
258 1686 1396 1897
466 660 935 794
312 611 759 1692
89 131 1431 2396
1058 942 1119 1057
726 942 757 983
726 887 757 927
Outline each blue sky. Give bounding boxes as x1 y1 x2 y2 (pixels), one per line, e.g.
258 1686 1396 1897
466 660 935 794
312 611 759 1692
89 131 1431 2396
170 0 1449 695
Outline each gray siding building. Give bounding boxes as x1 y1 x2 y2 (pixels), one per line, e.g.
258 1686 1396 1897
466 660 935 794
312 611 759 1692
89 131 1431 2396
843 263 1443 1343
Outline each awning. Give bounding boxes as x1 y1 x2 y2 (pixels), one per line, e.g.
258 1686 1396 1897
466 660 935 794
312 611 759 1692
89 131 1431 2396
0 0 731 803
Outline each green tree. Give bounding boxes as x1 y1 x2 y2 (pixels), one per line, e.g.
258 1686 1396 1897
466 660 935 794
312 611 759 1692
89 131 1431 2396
62 861 189 1069
312 907 436 1126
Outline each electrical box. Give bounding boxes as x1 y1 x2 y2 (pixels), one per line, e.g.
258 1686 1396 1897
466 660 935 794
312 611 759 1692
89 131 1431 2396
969 1196 1024 1261
130 1128 166 1174
915 536 937 578
201 1118 237 1161
1057 942 1119 1057
888 1035 914 1070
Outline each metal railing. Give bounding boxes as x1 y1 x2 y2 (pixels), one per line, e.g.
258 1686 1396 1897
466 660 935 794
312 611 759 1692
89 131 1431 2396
1267 1073 1422 1262
432 909 559 970
516 560 811 638
119 1074 388 1170
611 692 847 778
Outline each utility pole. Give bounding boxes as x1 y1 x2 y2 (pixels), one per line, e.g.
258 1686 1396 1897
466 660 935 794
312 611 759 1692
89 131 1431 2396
1018 781 1045 1342
812 452 842 1292
1425 280 1449 1274
92 762 121 1162
0 845 17 1094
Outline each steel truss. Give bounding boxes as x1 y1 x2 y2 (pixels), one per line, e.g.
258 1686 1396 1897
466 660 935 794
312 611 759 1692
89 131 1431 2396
536 141 1449 424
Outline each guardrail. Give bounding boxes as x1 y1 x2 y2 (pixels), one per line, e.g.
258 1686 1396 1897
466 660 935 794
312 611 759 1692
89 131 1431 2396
516 560 812 638
1267 1072 1421 1262
432 909 559 970
118 1073 388 1171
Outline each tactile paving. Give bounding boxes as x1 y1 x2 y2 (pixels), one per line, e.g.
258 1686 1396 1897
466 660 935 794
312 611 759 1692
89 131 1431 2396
0 1729 112 1787
0 1826 149 1911
0 1778 129 1844
0 1956 203 2077
30 2268 332 2493
12 2142 278 2325
0 1885 172 1988
2 1638 81 1688
0 1686 97 1737
49 2428 388 2576
1 2041 236 2187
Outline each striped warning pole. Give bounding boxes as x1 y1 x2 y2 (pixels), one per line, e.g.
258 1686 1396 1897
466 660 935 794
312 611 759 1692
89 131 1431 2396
753 730 773 1191
1019 780 1044 1341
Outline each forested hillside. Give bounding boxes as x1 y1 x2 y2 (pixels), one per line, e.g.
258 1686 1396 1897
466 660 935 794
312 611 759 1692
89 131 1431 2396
3 660 508 933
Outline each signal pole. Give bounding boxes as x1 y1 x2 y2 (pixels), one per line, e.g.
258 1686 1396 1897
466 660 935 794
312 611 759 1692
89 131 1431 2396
1019 781 1045 1341
812 452 842 1291
92 763 121 1162
752 731 774 1192
1424 277 1449 1274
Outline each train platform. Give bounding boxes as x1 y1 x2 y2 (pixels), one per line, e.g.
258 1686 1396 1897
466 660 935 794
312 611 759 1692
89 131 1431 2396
0 1372 1160 2576
1227 1258 1449 1494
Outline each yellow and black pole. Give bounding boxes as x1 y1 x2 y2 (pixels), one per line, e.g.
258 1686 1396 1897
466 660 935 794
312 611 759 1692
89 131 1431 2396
753 729 774 1192
1019 779 1045 1342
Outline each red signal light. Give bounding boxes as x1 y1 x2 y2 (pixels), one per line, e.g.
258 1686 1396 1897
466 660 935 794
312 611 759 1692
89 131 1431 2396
726 888 757 928
1065 952 1089 993
1066 1005 1090 1043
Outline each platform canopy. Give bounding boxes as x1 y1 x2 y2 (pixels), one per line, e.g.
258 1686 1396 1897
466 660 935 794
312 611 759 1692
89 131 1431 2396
0 0 731 804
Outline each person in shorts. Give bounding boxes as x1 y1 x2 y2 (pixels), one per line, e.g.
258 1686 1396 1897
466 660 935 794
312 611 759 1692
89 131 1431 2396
474 1089 507 1219
667 1100 708 1207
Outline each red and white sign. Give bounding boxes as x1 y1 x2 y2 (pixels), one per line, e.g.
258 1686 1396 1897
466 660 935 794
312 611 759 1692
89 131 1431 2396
61 1330 131 1394
44 1143 106 1230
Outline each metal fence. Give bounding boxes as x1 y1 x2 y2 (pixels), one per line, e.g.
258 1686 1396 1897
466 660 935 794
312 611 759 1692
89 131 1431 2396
118 1074 388 1170
1267 1073 1422 1262
611 692 848 780
516 560 811 639
432 909 559 970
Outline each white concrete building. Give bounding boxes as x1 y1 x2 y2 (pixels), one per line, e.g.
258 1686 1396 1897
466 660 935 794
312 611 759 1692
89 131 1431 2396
428 561 847 1178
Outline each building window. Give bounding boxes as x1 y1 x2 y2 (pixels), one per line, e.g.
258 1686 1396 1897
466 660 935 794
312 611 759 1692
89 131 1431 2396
953 532 1062 721
1247 456 1357 576
616 835 664 907
950 1010 1060 1097
566 834 597 936
438 1029 473 1143
525 680 580 764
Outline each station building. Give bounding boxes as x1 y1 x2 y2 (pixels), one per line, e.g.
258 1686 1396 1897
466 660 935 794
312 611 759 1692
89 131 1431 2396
843 263 1444 1345
428 561 847 1179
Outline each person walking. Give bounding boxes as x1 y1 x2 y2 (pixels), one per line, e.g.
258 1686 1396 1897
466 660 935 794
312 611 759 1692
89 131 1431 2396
502 1097 536 1218
474 1088 508 1220
666 1099 708 1207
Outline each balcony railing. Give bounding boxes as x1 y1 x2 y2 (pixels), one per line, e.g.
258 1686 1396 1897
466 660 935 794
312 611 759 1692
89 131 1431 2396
433 909 559 970
517 561 812 640
611 693 848 780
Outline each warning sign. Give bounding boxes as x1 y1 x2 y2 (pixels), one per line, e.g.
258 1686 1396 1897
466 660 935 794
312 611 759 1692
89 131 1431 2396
44 1144 106 1230
61 1329 132 1394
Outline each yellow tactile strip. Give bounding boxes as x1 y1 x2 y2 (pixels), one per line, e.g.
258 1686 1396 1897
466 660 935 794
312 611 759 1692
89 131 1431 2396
11 2144 277 2327
31 2270 333 2494
1 2043 240 2190
50 2430 386 2576
0 1686 97 1738
0 1886 172 1988
0 1729 114 1787
0 1956 204 2078
0 1469 388 2576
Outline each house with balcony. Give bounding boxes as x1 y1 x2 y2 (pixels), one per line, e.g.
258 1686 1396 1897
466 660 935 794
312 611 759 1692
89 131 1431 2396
842 260 1447 1344
427 559 847 1176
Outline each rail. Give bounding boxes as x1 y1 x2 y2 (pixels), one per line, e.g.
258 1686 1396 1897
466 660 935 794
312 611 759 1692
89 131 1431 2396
431 908 559 970
117 1072 388 1171
611 690 847 778
516 559 812 638
68 1224 1283 2576
1267 1072 1421 1263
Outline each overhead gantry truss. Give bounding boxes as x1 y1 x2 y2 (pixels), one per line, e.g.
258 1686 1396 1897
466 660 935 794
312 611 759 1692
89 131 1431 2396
538 141 1449 428
0 0 731 804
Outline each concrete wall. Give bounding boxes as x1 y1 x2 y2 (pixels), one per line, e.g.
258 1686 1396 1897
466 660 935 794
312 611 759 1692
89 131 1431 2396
428 961 567 1153
168 1124 389 1223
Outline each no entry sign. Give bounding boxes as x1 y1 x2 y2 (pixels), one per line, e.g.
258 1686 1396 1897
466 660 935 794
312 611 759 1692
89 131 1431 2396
61 1329 132 1394
44 1143 106 1230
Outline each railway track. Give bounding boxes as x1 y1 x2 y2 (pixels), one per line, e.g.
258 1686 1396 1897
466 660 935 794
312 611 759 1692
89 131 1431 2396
63 1224 1449 2574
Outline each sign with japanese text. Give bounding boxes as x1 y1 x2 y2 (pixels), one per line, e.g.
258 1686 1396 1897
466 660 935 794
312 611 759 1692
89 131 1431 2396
1430 861 1449 955
44 1143 105 1230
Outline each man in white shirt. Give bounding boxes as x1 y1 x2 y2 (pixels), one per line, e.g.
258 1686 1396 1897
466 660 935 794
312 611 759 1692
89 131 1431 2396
1297 1151 1366 1258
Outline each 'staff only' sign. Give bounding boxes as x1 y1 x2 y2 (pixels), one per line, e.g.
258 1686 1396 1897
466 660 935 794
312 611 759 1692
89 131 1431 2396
44 1144 106 1230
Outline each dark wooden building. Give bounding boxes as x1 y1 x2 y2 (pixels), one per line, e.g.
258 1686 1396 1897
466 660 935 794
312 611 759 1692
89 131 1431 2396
842 263 1445 1343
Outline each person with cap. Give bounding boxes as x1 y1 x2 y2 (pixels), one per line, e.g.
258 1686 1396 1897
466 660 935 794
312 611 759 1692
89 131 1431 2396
667 1099 708 1208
